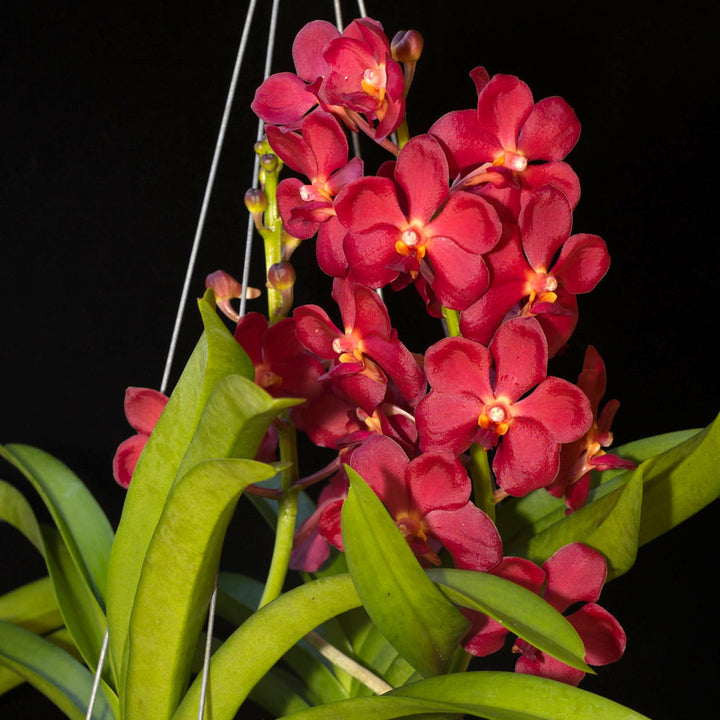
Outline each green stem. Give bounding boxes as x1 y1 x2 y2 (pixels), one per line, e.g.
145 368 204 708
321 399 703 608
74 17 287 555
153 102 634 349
396 116 410 150
469 443 495 522
441 306 461 337
259 163 284 323
258 418 299 608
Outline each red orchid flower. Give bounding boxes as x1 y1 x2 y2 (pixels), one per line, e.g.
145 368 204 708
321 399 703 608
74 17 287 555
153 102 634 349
547 345 636 511
460 186 611 356
319 435 503 570
267 111 363 241
416 317 592 496
513 543 626 685
334 134 502 310
430 69 581 210
112 387 168 488
294 278 426 413
318 18 406 141
234 312 356 448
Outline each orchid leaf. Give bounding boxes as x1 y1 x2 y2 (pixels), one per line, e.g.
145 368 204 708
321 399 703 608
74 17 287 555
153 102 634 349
171 574 363 720
0 619 117 720
0 576 63 635
106 295 257 680
40 524 112 684
0 476 112 683
121 457 276 720
0 445 114 607
341 466 470 678
426 568 590 673
0 478 44 555
276 671 651 719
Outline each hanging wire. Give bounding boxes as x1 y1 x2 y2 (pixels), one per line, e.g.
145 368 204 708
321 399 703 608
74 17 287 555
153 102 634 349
159 0 260 395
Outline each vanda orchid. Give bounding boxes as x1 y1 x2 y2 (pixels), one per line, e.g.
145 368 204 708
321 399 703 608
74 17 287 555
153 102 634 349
1 7 717 720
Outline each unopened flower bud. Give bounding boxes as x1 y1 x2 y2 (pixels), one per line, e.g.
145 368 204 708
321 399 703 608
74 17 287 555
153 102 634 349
244 187 267 214
267 262 296 291
391 29 424 63
254 139 272 156
259 153 279 172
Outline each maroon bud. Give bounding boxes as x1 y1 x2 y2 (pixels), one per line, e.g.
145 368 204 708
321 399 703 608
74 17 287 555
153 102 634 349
391 29 424 63
268 262 296 290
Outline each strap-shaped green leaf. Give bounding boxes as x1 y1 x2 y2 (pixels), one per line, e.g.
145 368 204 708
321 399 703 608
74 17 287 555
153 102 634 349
426 568 591 674
121 457 276 720
0 445 114 607
41 524 113 686
0 619 118 720
1 479 113 684
0 478 45 555
0 576 62 635
276 670 651 719
172 574 362 720
341 466 470 679
106 296 258 681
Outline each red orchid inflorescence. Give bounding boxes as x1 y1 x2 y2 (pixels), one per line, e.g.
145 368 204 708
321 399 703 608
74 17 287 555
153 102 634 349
114 16 637 686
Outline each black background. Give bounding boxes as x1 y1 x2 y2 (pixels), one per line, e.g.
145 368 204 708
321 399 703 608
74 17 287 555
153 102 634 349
1 1 717 718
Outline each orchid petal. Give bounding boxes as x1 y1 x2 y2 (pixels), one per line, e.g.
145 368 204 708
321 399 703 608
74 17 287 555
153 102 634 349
491 318 548 402
251 72 317 126
493 416 559 495
476 74 534 153
424 502 502 571
416 391 484 454
519 186 573 272
567 603 626 666
514 376 592 444
521 162 581 208
406 450 472 513
292 20 339 82
552 233 610 294
395 135 449 224
112 434 147 489
124 387 168 435
518 96 581 161
424 337 493 399
427 236 491 311
335 175 406 233
542 543 607 611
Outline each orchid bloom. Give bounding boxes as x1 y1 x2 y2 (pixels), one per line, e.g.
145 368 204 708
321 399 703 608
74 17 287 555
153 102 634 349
234 312 356 448
513 543 626 685
112 387 168 488
294 278 426 413
334 134 501 310
460 186 611 356
267 111 363 240
416 317 592 496
319 435 503 570
430 70 581 210
547 345 635 511
319 18 406 141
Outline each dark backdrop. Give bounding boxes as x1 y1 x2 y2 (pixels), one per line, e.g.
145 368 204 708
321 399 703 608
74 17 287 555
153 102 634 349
2 1 716 718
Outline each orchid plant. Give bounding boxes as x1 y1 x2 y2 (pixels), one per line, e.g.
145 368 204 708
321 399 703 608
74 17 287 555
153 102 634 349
1 13 718 720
